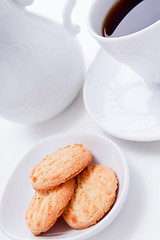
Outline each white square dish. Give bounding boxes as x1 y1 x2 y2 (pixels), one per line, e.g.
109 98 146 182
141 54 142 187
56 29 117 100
0 134 129 240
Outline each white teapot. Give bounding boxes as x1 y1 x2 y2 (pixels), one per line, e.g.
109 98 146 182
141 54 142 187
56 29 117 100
0 0 84 124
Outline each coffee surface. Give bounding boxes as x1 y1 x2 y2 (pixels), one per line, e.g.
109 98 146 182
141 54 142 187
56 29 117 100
102 0 144 37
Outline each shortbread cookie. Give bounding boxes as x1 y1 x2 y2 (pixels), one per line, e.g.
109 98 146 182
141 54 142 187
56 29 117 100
30 144 92 191
63 165 118 229
25 178 75 236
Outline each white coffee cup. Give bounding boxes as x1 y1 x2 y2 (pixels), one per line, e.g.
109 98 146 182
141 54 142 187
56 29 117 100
88 0 160 84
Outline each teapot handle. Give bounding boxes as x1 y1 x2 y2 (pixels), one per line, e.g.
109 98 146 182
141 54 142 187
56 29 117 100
63 0 80 36
15 0 80 35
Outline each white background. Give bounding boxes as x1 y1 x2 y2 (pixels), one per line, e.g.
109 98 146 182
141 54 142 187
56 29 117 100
0 0 160 239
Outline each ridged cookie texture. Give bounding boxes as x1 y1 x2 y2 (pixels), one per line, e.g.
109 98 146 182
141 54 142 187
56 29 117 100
30 144 92 191
25 178 75 236
63 165 118 230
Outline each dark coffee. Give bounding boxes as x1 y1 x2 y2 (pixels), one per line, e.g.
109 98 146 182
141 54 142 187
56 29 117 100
102 0 144 37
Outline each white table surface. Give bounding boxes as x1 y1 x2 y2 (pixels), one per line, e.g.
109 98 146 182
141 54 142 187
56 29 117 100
0 0 160 239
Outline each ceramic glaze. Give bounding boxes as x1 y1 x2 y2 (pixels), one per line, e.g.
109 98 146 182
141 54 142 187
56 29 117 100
84 49 160 141
88 0 160 84
0 0 84 124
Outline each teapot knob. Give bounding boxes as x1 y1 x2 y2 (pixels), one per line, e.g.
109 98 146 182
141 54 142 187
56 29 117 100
63 0 80 36
15 0 34 7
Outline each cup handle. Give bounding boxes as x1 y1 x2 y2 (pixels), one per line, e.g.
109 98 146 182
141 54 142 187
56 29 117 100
63 0 80 36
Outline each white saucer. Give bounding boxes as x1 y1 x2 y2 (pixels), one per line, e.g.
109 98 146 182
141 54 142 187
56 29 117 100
84 49 160 141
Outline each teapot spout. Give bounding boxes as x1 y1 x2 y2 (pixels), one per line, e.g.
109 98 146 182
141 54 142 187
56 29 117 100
63 0 80 36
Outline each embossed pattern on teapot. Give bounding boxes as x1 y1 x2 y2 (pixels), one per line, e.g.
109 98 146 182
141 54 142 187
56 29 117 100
0 0 84 124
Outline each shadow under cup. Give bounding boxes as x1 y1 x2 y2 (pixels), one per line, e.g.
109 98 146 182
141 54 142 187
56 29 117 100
88 0 160 84
89 0 160 38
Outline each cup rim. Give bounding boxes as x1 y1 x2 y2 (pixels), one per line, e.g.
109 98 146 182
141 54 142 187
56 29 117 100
87 0 160 42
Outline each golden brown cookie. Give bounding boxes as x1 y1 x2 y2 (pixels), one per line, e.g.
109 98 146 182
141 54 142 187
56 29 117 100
63 165 118 229
25 178 75 236
30 144 92 191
